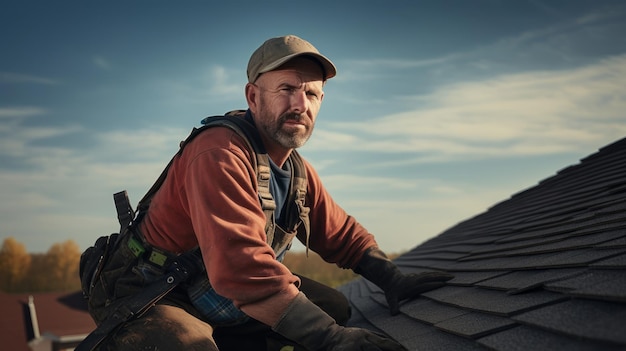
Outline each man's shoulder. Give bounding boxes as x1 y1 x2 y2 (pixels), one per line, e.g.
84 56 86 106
181 124 253 160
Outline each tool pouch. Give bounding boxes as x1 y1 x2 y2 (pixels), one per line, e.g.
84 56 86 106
79 233 120 299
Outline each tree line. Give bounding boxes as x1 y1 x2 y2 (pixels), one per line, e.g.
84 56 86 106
0 237 82 293
0 237 374 293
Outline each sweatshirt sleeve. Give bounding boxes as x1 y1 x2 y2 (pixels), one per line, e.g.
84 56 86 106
302 159 379 269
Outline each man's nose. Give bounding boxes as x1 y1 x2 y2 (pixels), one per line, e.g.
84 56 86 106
290 89 308 114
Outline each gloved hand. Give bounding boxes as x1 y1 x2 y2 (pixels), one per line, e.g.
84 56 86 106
273 292 407 351
355 247 454 315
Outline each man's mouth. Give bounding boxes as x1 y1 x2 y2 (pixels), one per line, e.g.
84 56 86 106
282 116 308 129
284 119 305 126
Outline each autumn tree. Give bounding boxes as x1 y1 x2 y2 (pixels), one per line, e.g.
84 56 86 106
43 239 82 292
0 237 32 292
24 253 50 292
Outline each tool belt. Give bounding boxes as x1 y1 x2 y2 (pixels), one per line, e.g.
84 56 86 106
77 225 203 351
77 190 200 351
78 193 249 351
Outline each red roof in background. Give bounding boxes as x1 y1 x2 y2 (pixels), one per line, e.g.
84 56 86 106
0 291 95 351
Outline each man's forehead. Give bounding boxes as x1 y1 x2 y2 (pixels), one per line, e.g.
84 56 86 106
264 57 325 81
258 71 324 90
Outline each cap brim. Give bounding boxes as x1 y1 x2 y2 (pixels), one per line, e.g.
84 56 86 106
258 52 336 81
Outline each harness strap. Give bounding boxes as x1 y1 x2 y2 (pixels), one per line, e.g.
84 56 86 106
135 111 277 227
113 190 134 234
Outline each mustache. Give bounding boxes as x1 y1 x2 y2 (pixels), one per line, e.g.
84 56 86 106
280 113 308 124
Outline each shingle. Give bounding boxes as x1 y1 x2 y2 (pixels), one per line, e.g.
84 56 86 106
477 325 624 351
593 196 626 212
445 247 621 271
350 294 435 344
569 277 626 301
433 312 516 338
404 244 484 255
399 298 467 325
397 259 457 271
513 299 626 345
405 331 487 351
399 251 468 261
476 268 581 293
344 300 377 330
594 235 626 248
373 313 433 345
465 230 626 261
538 247 625 267
544 269 626 301
443 271 506 286
422 286 566 316
590 252 626 268
403 329 490 351
465 232 572 257
517 247 624 269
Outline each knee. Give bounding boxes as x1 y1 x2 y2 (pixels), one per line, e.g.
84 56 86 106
306 283 352 325
325 289 351 325
297 274 353 326
105 305 219 351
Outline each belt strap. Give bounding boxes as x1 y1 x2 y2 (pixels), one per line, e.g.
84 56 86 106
75 249 203 351
113 190 134 234
127 231 172 267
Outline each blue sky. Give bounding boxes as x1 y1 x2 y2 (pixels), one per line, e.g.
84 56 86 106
2 0 626 254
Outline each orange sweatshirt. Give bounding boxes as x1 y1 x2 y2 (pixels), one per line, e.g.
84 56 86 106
139 124 377 327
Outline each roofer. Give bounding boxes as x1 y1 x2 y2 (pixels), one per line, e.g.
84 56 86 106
82 35 453 351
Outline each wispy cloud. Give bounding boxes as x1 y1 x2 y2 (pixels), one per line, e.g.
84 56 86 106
336 4 626 88
0 108 83 162
0 72 60 85
208 65 241 96
0 115 188 251
0 112 82 159
94 127 187 162
0 106 46 118
341 54 460 72
93 55 112 70
470 4 626 71
155 64 242 105
311 54 626 162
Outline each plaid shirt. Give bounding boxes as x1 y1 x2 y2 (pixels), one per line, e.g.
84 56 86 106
186 275 250 327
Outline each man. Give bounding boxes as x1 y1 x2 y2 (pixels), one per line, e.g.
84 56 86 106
86 35 453 351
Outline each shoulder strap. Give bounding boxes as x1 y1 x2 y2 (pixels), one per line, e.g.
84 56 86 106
285 150 311 254
131 110 276 236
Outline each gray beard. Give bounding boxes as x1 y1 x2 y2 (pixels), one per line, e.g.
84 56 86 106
261 113 314 149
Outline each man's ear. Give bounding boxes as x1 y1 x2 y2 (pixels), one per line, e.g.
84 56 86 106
245 83 258 112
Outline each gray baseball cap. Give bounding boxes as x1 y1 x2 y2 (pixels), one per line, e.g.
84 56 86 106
247 35 337 83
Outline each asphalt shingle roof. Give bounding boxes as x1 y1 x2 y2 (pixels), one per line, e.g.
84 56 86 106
339 137 626 351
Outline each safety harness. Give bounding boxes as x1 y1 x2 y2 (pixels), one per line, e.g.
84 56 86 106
77 110 309 351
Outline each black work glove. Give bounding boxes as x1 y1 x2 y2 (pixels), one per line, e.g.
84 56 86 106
273 292 407 351
355 247 454 315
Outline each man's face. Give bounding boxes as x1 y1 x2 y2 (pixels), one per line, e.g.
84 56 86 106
249 57 325 150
